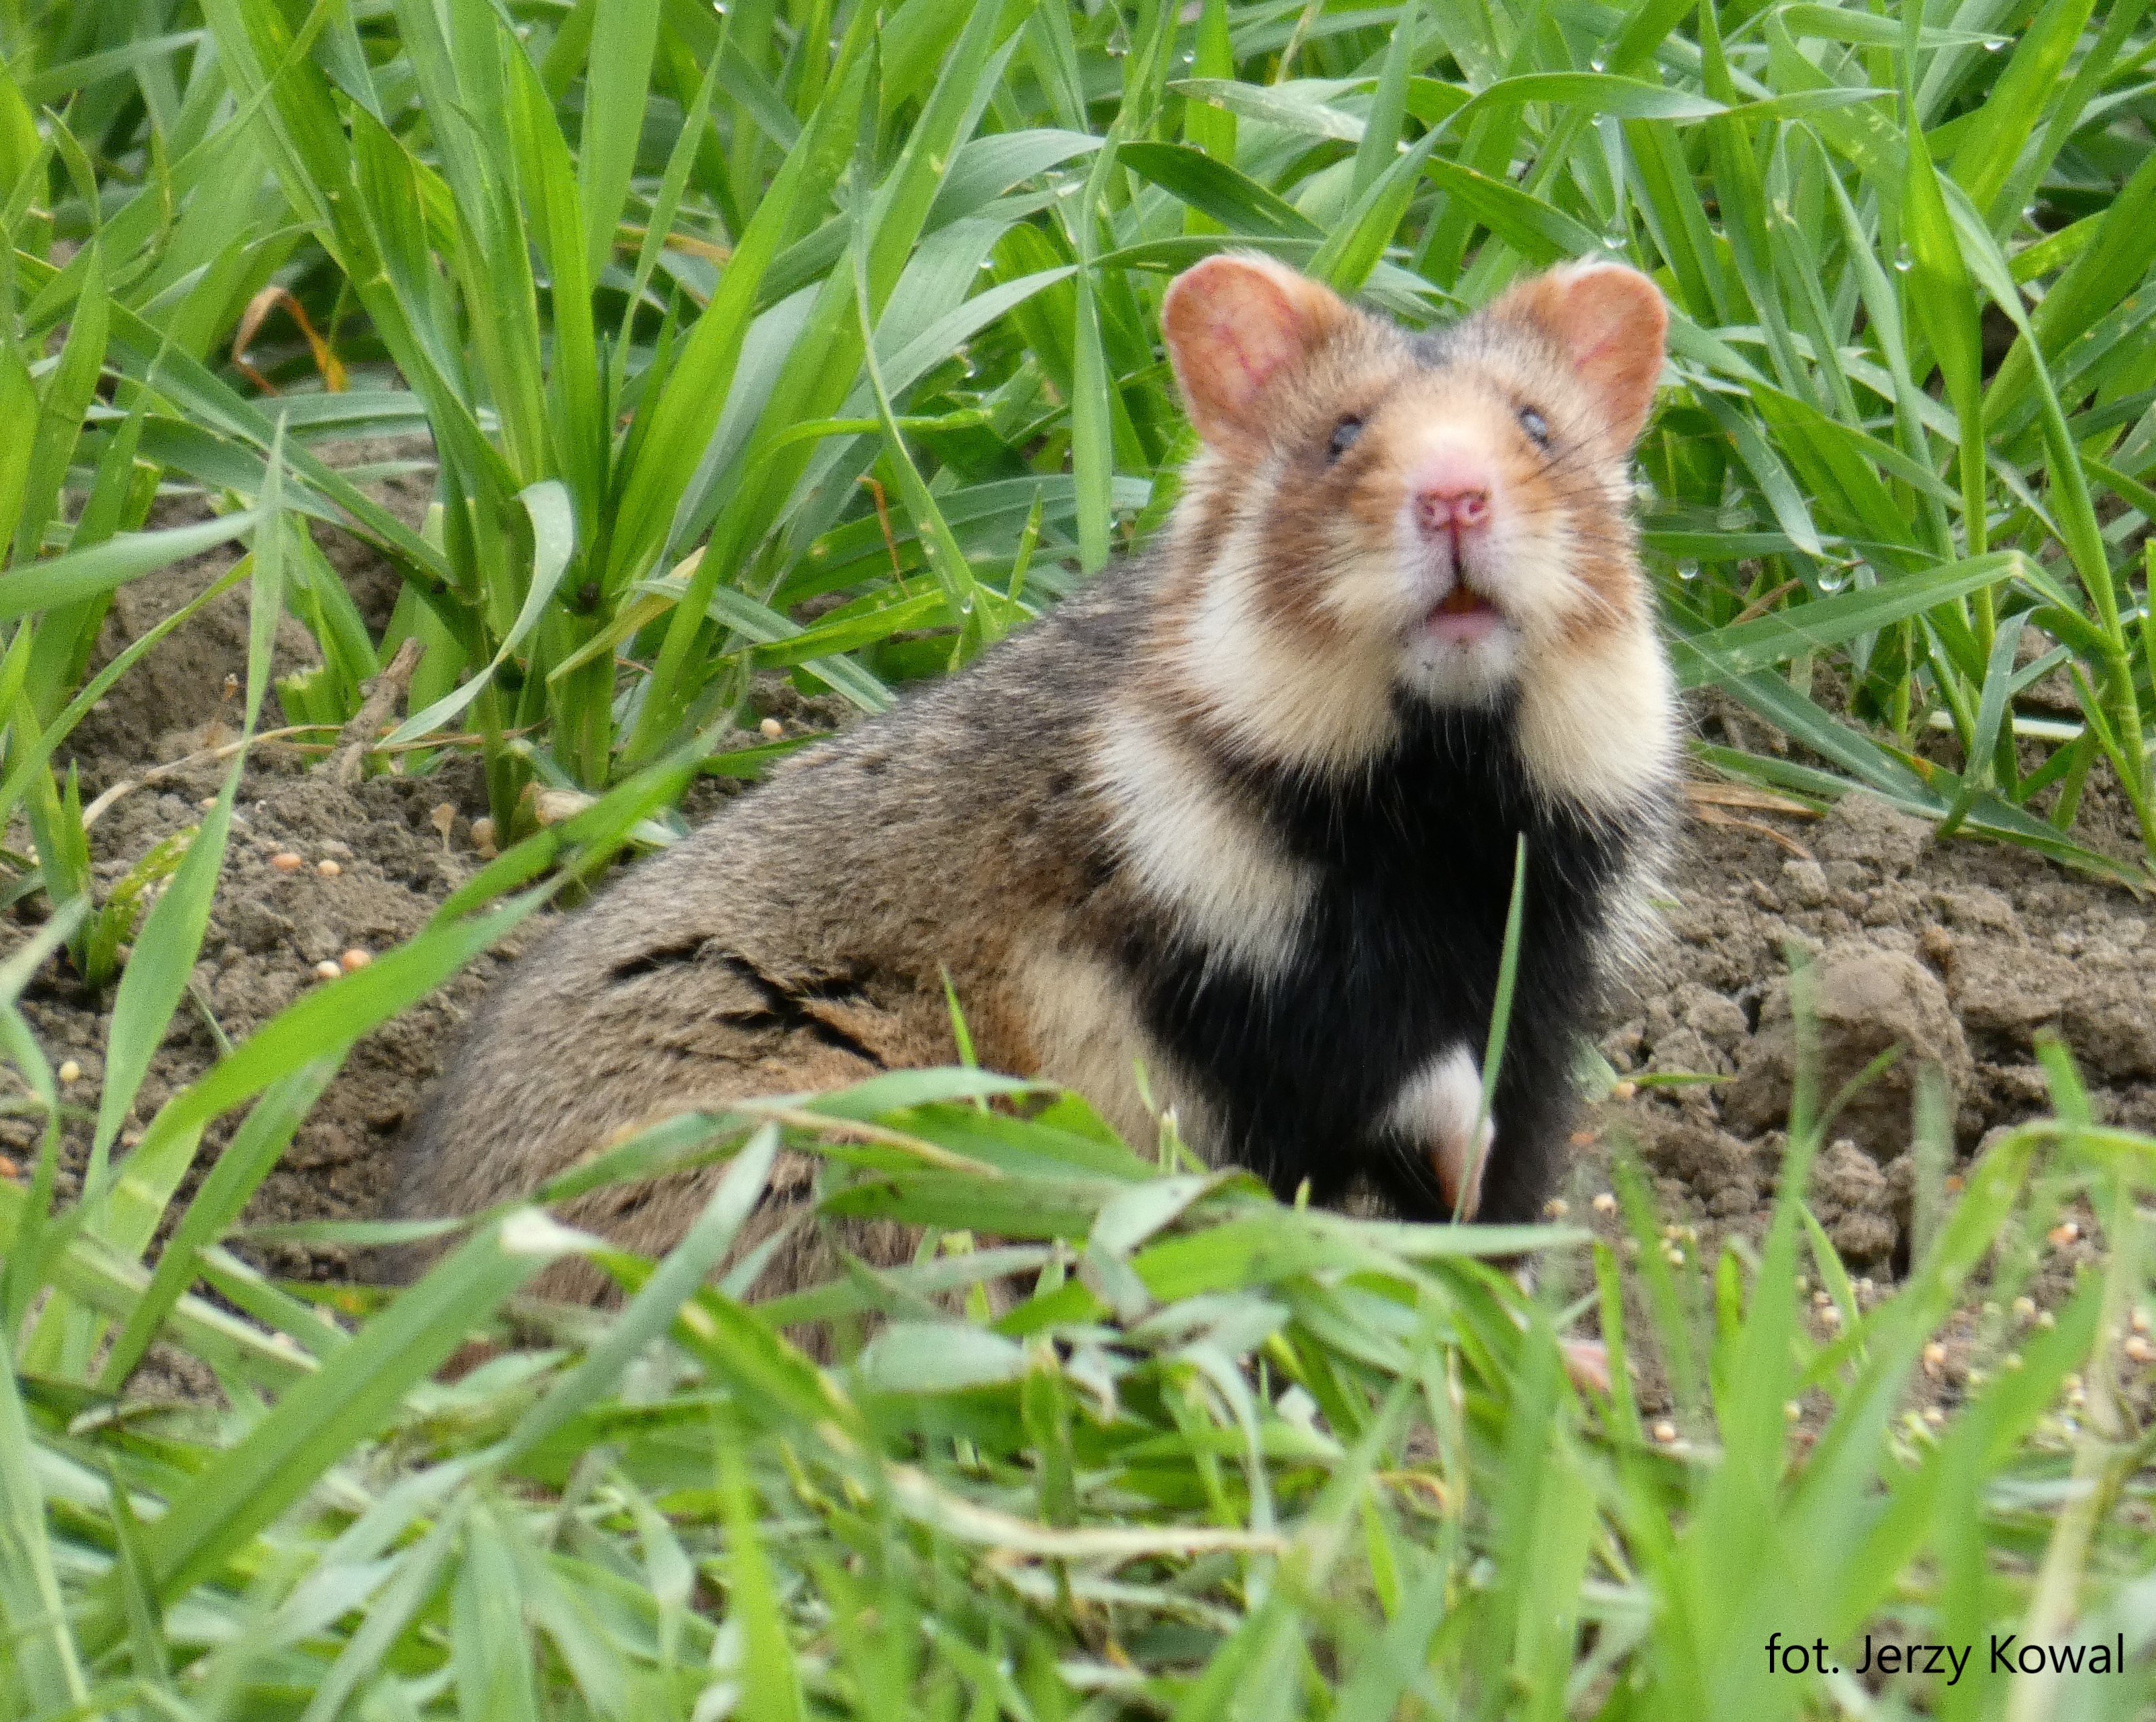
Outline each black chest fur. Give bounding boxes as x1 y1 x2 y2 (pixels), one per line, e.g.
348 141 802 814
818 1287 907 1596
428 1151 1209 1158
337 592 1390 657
1116 703 1635 1224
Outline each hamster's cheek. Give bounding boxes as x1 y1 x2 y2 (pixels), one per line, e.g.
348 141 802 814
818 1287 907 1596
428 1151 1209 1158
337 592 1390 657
1479 521 1587 639
1315 529 1425 639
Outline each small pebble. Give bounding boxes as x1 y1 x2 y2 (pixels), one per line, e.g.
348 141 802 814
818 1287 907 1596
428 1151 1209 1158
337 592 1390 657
271 852 304 872
1922 1341 1947 1376
1663 1247 1685 1267
1652 1420 1677 1444
317 859 342 876
1568 1129 1597 1147
1818 1305 1842 1331
2013 1296 2037 1322
759 717 784 739
1795 1275 1810 1294
2134 1310 2151 1335
314 960 342 982
0 1154 16 1180
1611 1080 1636 1101
339 948 373 973
198 796 218 811
2125 1336 2155 1365
57 1059 81 1084
1591 1191 1617 1214
2036 1310 2057 1330
1855 1277 1875 1299
1812 1289 1831 1308
1922 1406 1945 1428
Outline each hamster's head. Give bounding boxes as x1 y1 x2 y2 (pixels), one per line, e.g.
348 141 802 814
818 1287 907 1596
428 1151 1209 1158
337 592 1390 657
1156 253 1673 804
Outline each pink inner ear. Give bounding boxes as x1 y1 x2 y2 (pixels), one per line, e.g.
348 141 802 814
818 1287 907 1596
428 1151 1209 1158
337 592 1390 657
1542 267 1667 446
1163 257 1340 447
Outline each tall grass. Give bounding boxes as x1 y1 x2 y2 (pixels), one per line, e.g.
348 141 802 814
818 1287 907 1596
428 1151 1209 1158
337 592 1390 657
2 0 2156 1716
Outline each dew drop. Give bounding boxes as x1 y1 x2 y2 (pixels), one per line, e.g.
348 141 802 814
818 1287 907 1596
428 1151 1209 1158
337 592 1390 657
1892 244 1913 273
1817 568 1848 593
1676 559 1701 582
1589 54 1607 71
1982 36 2008 50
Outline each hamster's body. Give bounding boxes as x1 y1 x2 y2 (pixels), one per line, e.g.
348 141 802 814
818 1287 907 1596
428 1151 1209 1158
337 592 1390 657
392 255 1680 1299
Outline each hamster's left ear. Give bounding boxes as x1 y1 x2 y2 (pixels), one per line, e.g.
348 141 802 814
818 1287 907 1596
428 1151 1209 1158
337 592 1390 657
1162 253 1353 453
1490 261 1668 450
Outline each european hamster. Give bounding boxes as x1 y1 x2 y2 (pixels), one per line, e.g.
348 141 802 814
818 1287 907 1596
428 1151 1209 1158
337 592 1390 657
390 253 1679 1302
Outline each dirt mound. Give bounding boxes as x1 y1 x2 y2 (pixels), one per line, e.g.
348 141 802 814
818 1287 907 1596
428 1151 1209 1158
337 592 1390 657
1 752 515 1283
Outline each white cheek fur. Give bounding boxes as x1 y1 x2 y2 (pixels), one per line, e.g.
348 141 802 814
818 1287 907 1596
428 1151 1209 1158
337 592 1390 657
1172 503 1399 776
1515 621 1680 815
1093 710 1315 981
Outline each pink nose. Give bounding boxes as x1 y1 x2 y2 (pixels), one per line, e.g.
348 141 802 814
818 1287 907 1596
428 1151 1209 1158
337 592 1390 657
1416 485 1490 537
1413 449 1496 541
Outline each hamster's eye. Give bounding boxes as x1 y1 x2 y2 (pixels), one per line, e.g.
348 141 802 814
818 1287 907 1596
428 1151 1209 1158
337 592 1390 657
1517 406 1552 449
1327 416 1364 461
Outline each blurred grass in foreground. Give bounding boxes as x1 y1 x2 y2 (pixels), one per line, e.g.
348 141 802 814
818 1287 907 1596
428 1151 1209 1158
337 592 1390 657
4 1046 2155 1719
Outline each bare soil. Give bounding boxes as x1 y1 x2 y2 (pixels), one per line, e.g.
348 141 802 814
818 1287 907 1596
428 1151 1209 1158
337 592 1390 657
4 502 2151 1421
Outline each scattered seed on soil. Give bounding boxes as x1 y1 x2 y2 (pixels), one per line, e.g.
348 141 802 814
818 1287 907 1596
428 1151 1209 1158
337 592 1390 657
2014 1296 2036 1321
2126 1336 2155 1364
57 1060 81 1084
2037 1310 2057 1330
1922 1343 1947 1375
340 948 373 972
760 717 784 739
1652 1420 1677 1443
534 788 594 825
471 816 497 857
1591 1191 1616 1213
1922 1406 1945 1427
1544 1198 1569 1218
317 858 342 876
0 1156 16 1180
271 851 304 872
1783 1400 1801 1421
314 960 342 981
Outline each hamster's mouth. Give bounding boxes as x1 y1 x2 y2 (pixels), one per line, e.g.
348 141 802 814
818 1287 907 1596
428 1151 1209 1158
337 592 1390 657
1423 582 1507 645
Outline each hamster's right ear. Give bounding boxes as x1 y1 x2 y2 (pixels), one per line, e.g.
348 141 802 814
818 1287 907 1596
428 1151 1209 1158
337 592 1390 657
1163 254 1351 453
